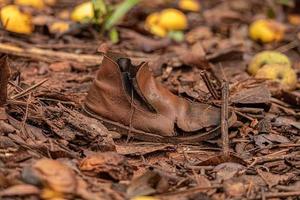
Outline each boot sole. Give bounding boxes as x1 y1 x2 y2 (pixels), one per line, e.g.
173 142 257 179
82 105 236 144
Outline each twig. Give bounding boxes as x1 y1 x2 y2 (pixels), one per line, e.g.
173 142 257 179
250 153 300 165
156 184 222 197
276 40 298 53
0 55 10 107
238 157 258 175
10 79 48 100
234 110 255 121
221 81 229 156
200 70 220 99
261 188 266 200
0 43 102 65
0 42 151 66
250 191 300 199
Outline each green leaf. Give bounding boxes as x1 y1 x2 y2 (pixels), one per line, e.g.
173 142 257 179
276 0 294 7
109 27 119 43
104 0 140 30
92 0 107 24
266 7 276 18
168 31 184 42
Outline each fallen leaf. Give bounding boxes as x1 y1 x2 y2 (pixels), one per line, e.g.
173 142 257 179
22 159 77 198
214 162 245 181
254 133 290 148
0 184 40 197
223 178 248 197
257 168 290 188
195 175 215 195
231 85 271 106
126 170 170 198
177 41 208 69
79 152 133 181
271 115 300 130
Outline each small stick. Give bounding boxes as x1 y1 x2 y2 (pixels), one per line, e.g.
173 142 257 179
221 81 229 156
251 153 299 165
200 70 219 99
0 43 102 65
250 191 300 199
0 55 10 107
156 184 222 197
0 42 151 66
10 79 48 100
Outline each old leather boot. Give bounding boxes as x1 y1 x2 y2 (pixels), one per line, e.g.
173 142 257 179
83 53 236 143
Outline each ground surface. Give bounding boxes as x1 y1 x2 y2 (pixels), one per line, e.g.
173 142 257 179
0 0 300 200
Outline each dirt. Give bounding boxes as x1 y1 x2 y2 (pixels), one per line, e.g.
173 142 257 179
0 0 300 199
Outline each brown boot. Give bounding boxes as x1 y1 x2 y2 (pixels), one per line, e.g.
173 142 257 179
83 53 236 143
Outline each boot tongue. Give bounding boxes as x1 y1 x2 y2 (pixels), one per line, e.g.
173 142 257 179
115 57 156 112
117 58 141 79
117 58 131 72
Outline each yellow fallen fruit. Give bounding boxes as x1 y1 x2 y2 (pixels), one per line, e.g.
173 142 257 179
71 1 94 22
145 9 187 37
145 12 167 37
148 24 167 37
255 64 297 91
249 19 284 43
248 51 291 75
131 196 160 200
15 0 45 9
158 8 187 31
41 187 65 200
49 21 70 34
145 12 160 29
0 5 33 34
178 0 201 12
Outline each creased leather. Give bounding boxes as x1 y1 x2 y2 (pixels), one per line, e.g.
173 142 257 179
85 56 174 136
85 55 221 136
135 63 221 132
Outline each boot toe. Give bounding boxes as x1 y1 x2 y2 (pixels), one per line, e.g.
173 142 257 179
177 102 221 132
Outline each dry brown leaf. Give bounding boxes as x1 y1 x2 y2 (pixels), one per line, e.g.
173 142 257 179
230 85 271 106
214 162 245 181
223 178 248 197
79 152 133 181
257 168 290 188
254 133 290 148
0 184 40 197
22 159 77 198
126 170 170 198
